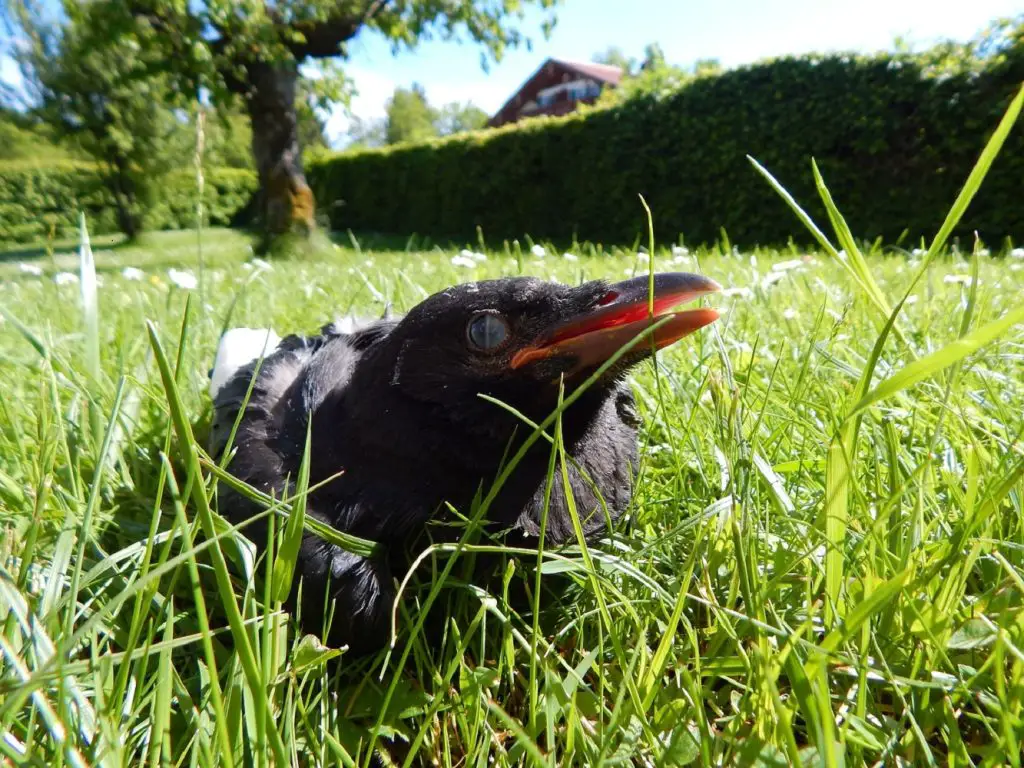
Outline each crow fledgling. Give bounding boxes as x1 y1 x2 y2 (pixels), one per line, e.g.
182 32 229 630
208 272 720 654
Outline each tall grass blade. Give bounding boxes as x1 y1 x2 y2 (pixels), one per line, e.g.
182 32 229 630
78 213 101 447
822 436 850 628
924 83 1024 262
849 304 1024 417
145 320 290 766
273 421 311 602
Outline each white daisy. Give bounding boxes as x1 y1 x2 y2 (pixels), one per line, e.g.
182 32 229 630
18 263 43 276
723 287 753 299
1010 247 1024 259
451 254 477 269
772 259 804 272
562 252 578 262
530 244 546 258
168 268 198 290
121 267 144 280
54 272 79 285
671 245 689 257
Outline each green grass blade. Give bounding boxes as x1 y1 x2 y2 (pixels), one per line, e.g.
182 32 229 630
64 377 126 637
148 598 175 768
849 304 1024 417
822 435 851 628
925 83 1024 260
145 320 290 767
0 305 48 358
200 457 379 558
272 420 311 603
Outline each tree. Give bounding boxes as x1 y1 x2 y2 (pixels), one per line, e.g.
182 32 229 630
345 114 388 150
4 1 183 238
0 107 76 161
343 86 487 151
4 0 559 246
385 83 438 145
435 101 488 136
592 46 636 75
593 43 721 107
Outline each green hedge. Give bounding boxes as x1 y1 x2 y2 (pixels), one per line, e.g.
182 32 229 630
0 161 257 244
309 50 1024 247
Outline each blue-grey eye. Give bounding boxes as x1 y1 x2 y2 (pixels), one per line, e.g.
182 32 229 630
467 312 509 351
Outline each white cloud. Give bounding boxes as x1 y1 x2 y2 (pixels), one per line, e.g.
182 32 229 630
324 65 397 145
1 55 24 91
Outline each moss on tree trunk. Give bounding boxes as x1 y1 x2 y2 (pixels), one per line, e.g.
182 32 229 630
246 61 316 243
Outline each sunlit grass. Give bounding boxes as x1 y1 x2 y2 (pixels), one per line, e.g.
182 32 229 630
1 92 1024 765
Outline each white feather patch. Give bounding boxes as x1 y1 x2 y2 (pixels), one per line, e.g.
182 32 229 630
209 327 281 399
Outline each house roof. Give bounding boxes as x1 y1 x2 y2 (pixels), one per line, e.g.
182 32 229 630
551 58 624 86
489 57 623 125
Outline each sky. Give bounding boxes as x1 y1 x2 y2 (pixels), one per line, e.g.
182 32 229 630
2 0 1020 145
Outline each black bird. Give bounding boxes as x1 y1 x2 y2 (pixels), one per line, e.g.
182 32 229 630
208 272 720 654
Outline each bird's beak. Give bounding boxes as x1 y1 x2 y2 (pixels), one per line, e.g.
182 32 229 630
510 272 722 372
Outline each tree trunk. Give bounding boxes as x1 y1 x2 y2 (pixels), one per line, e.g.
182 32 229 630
109 158 140 240
245 61 316 241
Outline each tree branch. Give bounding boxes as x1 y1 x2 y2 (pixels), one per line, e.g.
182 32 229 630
287 0 391 59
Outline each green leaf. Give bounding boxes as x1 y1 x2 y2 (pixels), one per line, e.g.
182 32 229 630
947 618 997 650
291 634 344 674
845 715 885 752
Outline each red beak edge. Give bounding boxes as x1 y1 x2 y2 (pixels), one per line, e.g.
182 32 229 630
510 272 722 371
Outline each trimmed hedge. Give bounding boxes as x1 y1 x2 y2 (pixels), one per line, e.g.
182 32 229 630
310 50 1024 247
0 161 257 244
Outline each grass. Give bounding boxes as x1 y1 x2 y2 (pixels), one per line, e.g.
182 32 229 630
2 115 1024 764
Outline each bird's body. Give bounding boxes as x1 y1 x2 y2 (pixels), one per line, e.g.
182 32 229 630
209 274 719 653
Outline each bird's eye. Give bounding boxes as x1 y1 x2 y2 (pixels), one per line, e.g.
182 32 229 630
467 312 510 352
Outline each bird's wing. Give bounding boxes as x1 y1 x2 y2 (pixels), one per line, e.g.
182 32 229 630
206 317 401 654
207 313 402 463
207 329 324 463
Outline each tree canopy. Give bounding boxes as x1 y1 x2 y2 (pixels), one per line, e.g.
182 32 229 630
592 43 721 106
2 0 559 243
346 83 488 149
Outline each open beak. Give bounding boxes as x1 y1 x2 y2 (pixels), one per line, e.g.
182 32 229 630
510 272 722 372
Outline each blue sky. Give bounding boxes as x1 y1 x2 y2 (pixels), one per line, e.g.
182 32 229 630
2 0 1020 145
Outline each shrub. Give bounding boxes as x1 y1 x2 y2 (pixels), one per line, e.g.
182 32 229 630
309 49 1024 247
0 161 257 245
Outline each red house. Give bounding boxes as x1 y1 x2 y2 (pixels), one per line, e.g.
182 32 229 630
488 58 623 128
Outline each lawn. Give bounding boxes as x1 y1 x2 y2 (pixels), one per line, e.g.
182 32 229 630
1 213 1023 766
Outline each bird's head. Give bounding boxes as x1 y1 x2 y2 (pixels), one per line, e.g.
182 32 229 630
361 273 721 438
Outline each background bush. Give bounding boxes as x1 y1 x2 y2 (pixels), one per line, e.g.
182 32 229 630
0 161 257 245
309 48 1024 247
